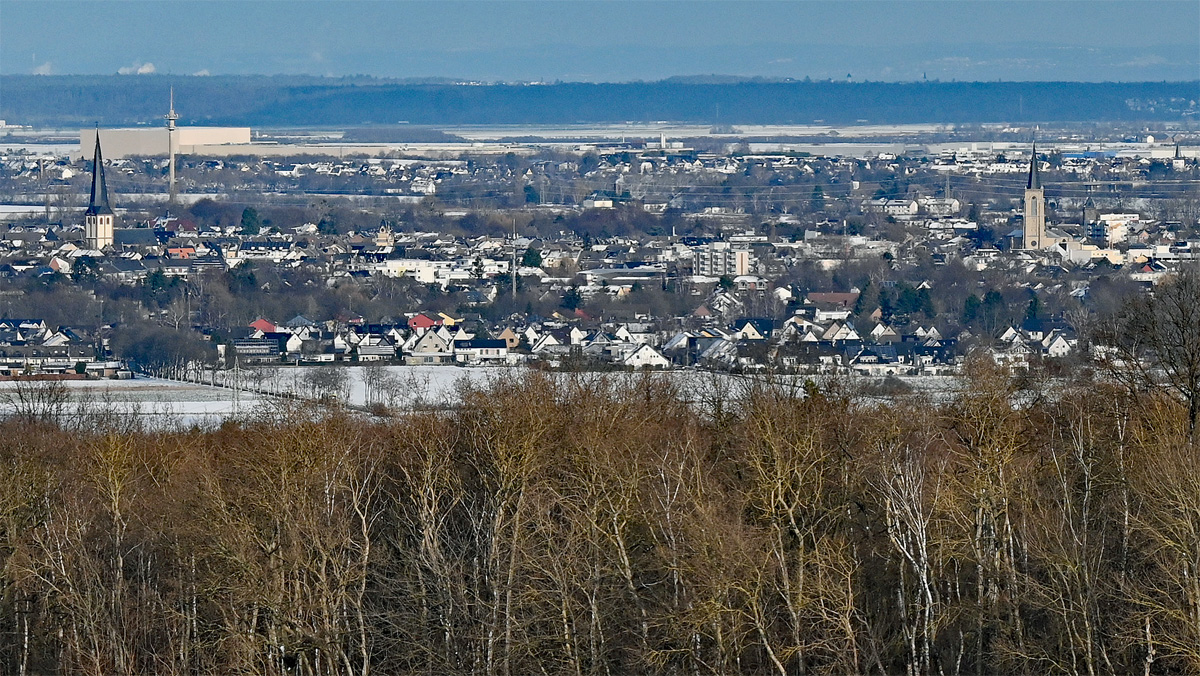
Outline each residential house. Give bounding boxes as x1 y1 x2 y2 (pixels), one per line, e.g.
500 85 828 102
408 330 452 364
453 339 510 365
621 344 671 369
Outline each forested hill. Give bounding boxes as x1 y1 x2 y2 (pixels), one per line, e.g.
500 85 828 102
3 75 1197 127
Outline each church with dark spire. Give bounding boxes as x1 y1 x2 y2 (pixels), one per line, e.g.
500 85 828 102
1021 144 1045 250
84 131 115 249
1020 143 1070 251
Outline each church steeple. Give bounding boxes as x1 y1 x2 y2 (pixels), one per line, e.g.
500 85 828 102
1026 143 1042 190
84 130 116 249
86 130 113 216
1022 141 1046 250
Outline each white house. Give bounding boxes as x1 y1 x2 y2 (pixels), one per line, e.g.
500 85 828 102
453 339 510 365
621 344 670 369
867 198 919 216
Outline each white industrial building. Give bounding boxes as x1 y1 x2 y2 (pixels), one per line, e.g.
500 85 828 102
78 126 251 159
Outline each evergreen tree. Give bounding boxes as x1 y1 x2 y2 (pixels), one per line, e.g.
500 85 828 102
854 281 878 317
810 184 825 212
521 247 542 267
1025 293 1042 322
917 287 935 317
240 207 261 235
963 293 982 324
561 286 582 310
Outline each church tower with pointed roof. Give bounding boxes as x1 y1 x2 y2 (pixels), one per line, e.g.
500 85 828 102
1022 143 1046 250
85 131 115 249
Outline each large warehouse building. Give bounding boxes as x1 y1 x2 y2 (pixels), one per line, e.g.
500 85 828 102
79 126 251 159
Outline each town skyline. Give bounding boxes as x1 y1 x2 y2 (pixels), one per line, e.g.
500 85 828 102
5 4 1200 672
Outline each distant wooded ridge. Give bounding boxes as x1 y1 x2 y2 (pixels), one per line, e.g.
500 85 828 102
3 75 1197 127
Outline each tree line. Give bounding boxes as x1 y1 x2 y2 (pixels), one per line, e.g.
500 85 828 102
4 75 1196 126
1 354 1200 675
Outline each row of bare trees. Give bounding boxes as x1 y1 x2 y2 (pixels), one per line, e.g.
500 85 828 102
2 362 1200 675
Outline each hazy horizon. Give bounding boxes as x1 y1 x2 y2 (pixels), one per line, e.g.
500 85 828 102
2 1 1198 82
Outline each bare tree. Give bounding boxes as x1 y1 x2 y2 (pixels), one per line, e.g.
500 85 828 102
3 378 69 425
302 367 350 404
1097 264 1200 436
360 362 397 410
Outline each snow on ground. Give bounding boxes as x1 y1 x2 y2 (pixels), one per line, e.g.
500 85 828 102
0 377 267 428
246 364 500 409
255 366 966 408
0 368 967 427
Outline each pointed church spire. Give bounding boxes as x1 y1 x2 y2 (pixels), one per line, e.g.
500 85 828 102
1026 142 1042 190
86 129 113 216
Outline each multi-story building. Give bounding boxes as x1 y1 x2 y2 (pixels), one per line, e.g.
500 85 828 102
693 241 755 277
1088 213 1140 245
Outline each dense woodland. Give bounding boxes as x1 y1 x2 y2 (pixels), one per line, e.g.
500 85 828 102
3 75 1196 126
2 353 1200 675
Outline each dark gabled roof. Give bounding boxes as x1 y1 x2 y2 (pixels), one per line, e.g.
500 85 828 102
155 257 194 270
104 258 148 273
240 240 292 251
286 314 319 327
260 331 298 346
736 317 776 337
913 338 959 355
454 339 507 349
363 323 402 335
0 318 46 329
0 328 25 345
1021 317 1047 333
114 229 160 247
805 291 860 307
85 132 114 217
868 345 899 362
844 344 900 362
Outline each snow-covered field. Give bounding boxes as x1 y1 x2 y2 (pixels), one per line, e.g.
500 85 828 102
237 364 505 409
220 365 968 409
0 367 967 427
0 367 520 427
0 377 267 428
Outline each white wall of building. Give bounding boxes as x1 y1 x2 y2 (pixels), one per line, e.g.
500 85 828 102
79 127 252 159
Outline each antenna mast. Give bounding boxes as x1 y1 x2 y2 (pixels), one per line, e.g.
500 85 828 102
165 87 179 201
511 217 517 300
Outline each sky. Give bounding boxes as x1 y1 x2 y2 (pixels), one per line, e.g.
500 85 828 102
2 0 1198 81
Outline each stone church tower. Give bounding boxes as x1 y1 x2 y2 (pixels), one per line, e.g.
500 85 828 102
84 132 115 250
1022 144 1046 250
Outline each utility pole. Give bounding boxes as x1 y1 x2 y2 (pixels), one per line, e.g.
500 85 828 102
41 157 50 222
511 217 518 301
232 355 240 417
165 87 179 202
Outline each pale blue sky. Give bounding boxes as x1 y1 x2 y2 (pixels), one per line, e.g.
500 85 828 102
3 1 1197 80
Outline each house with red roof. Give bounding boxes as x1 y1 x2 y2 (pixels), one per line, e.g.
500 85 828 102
407 313 441 332
249 318 278 334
